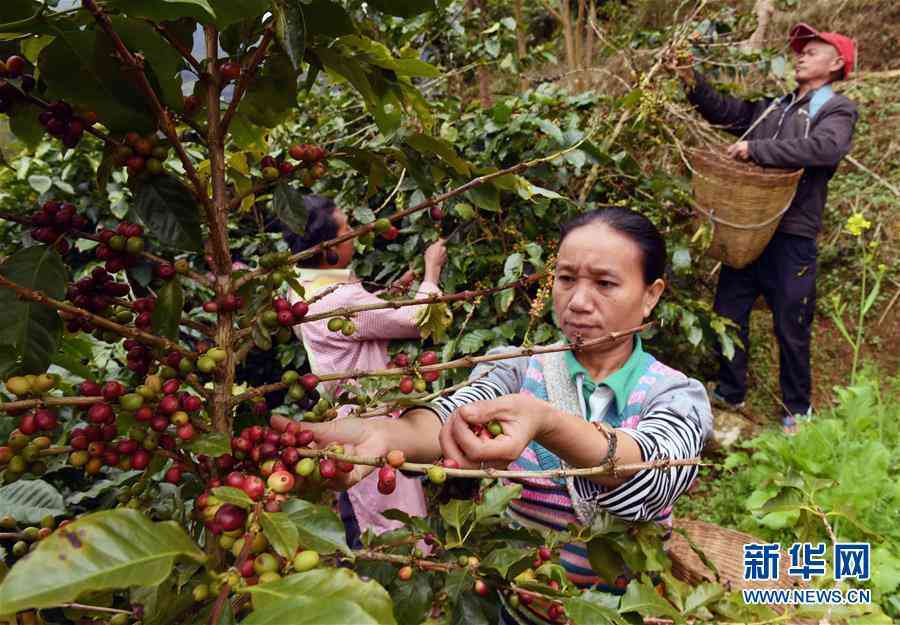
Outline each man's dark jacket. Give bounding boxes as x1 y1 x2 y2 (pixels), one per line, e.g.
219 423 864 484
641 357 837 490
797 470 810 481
686 72 858 239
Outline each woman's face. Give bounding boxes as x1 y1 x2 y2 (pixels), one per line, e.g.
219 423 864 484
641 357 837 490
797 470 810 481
552 221 664 344
326 209 355 268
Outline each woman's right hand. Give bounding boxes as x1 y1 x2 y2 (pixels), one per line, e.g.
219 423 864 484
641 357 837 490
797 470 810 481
423 239 447 283
270 415 388 490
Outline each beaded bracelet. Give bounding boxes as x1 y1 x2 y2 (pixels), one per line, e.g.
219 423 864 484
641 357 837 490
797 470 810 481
592 421 619 477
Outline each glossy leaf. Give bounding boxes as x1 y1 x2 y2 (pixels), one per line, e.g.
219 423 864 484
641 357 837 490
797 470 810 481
475 482 522 523
0 245 66 374
260 511 300 559
390 572 432 625
273 0 306 70
151 279 184 342
303 0 355 40
481 547 531 578
245 569 396 624
132 175 203 252
272 183 309 236
187 433 231 457
0 510 205 614
0 480 65 525
618 578 680 619
211 486 254 509
38 30 156 134
281 499 351 556
243 597 381 625
563 590 628 625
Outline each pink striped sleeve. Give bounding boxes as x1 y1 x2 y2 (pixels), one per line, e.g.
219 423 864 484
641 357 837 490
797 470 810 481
349 280 441 341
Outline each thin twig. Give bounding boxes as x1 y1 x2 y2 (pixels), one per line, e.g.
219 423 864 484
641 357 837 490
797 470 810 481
220 23 276 133
0 274 190 357
236 323 651 402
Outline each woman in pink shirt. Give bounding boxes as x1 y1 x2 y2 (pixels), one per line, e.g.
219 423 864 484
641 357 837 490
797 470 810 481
280 195 447 546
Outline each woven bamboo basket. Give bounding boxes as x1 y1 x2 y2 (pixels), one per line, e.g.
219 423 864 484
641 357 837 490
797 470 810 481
688 147 803 269
668 519 822 625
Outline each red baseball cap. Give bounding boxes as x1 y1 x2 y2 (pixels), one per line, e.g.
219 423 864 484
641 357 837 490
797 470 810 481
789 23 855 79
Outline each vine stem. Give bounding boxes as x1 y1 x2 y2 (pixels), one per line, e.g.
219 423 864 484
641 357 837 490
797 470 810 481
293 446 703 480
0 274 190 357
234 323 652 403
233 273 546 343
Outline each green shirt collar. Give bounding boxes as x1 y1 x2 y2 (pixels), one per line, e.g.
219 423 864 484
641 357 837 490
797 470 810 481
564 336 645 413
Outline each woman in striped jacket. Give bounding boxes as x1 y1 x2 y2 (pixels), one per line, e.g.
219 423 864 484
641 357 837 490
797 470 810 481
295 207 713 622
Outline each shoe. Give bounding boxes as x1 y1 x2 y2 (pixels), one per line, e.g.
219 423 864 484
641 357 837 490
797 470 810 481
782 408 812 436
711 388 746 411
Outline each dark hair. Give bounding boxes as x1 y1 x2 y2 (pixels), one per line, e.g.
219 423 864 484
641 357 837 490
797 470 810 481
559 207 667 284
276 195 340 268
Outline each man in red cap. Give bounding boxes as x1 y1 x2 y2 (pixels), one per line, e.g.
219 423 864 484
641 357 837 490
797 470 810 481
669 24 858 434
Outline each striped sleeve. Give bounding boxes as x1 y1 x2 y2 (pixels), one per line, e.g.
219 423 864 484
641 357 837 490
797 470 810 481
572 378 709 522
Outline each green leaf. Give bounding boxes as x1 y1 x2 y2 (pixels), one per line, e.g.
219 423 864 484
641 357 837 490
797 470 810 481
0 510 205 615
390 572 432 625
618 578 679 619
272 183 309 236
302 0 356 40
450 591 493 625
475 482 522 523
187 432 231 457
211 486 255 509
439 499 474 532
366 0 435 18
242 597 382 625
0 480 65 524
38 30 156 134
150 280 184 342
481 547 531 578
131 571 197 625
281 499 351 556
564 590 628 625
239 50 298 128
0 245 66 375
27 174 51 194
466 183 500 212
406 133 470 176
683 582 724 615
107 17 186 112
260 511 300 559
273 0 306 70
245 569 396 624
132 175 203 252
207 0 272 27
8 102 44 150
587 538 627 584
103 0 216 22
414 302 453 343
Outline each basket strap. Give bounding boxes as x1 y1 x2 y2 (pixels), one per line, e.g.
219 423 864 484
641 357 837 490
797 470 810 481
691 199 793 230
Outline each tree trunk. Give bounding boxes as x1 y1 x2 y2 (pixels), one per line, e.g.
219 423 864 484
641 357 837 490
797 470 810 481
514 0 529 91
742 0 775 53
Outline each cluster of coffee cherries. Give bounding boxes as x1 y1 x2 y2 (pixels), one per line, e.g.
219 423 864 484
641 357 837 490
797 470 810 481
258 143 328 186
279 370 328 418
202 292 246 315
0 55 35 117
325 316 356 337
0 374 62 480
66 376 204 475
0 514 60 564
112 132 170 178
192 500 322 593
262 296 309 330
96 222 146 273
37 100 94 149
394 350 440 394
29 200 89 253
62 267 132 336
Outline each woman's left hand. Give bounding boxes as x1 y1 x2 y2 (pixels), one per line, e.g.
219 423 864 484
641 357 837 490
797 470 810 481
439 393 556 469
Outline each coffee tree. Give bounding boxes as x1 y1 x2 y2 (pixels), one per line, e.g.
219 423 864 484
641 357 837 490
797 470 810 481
0 2 887 625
